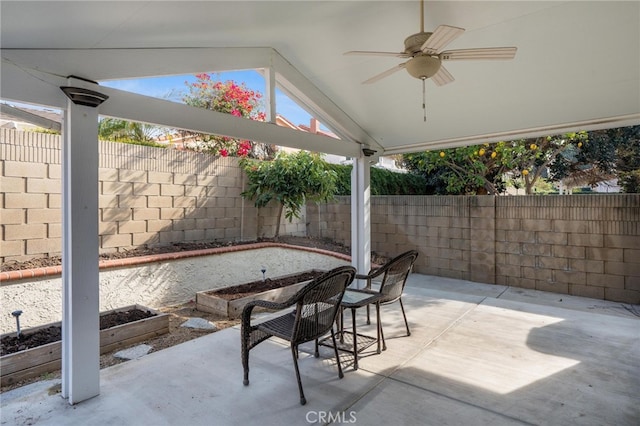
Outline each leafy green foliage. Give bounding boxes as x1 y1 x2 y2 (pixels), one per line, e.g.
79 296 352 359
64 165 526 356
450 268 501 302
98 118 165 147
240 151 337 238
401 131 600 195
610 125 640 192
326 163 429 195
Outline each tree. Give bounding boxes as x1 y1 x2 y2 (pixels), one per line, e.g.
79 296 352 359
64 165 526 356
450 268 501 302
182 73 275 159
592 125 640 193
402 131 599 195
98 118 164 147
402 143 512 195
239 151 337 239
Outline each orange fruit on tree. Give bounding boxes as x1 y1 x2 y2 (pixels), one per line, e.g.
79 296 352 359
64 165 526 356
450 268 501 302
491 152 497 159
439 151 445 158
522 169 529 176
478 148 486 156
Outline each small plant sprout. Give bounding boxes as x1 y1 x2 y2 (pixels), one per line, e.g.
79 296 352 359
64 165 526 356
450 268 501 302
261 266 267 282
11 310 23 338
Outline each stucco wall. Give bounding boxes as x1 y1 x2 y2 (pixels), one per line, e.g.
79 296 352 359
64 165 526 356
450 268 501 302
0 247 349 334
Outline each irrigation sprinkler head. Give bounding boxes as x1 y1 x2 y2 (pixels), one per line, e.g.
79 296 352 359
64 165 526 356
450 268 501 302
11 310 23 318
261 267 267 282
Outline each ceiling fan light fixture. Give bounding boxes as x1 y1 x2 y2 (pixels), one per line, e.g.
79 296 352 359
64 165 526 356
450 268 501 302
406 55 441 80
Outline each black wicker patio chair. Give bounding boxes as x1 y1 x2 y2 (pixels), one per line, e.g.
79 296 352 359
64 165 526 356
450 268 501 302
241 265 356 405
350 250 418 350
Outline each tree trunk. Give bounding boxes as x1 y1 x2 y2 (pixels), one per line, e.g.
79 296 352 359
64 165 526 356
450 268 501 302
273 203 284 240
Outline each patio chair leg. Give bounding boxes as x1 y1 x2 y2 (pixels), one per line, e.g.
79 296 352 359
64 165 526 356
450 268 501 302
379 308 387 351
366 305 371 325
339 307 345 344
242 347 250 386
399 298 411 336
375 302 382 354
330 328 344 379
314 338 320 358
291 345 307 405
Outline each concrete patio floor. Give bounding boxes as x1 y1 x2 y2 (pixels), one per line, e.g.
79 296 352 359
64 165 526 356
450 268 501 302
2 274 639 425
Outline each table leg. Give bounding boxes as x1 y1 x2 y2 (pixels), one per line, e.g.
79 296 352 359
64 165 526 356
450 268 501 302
351 307 358 370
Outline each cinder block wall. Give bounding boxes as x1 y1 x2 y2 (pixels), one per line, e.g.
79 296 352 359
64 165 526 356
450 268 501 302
308 195 640 304
0 130 306 262
2 130 638 303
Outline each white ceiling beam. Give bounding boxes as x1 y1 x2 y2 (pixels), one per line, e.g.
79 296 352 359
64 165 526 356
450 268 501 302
1 48 273 81
88 80 363 158
0 64 361 157
383 113 640 155
270 53 384 155
2 47 380 156
0 59 68 109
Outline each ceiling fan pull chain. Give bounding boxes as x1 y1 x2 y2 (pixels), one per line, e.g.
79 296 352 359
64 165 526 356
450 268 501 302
422 77 427 122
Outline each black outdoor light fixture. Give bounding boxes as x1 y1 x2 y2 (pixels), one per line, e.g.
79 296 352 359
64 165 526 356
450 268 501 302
11 310 23 338
60 76 108 108
362 148 377 157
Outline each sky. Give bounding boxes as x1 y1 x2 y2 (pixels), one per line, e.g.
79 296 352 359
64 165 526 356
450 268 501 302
100 70 315 128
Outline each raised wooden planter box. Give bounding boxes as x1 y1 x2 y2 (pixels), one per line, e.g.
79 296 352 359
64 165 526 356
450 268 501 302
196 269 324 319
0 304 169 387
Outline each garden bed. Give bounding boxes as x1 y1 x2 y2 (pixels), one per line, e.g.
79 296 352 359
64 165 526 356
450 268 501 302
0 304 169 386
196 269 325 319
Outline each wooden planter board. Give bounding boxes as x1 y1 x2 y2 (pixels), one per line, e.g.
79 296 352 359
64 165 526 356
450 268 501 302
196 269 324 319
0 304 169 387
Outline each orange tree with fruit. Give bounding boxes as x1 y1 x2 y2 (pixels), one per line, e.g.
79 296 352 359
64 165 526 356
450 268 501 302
401 131 605 195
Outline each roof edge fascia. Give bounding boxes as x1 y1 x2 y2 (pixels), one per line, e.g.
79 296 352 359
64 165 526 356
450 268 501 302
384 114 640 155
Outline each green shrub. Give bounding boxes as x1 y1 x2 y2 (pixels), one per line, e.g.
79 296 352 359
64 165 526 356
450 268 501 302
326 164 429 195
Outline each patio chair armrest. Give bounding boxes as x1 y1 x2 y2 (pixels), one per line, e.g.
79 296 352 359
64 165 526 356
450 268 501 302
355 267 384 289
356 266 384 280
242 298 294 321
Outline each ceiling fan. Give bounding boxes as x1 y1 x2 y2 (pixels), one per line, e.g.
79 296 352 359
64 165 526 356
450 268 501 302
345 0 517 119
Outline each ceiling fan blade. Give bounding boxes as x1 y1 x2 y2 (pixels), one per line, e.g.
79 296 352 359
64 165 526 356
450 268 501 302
344 50 410 58
431 65 455 86
440 47 517 61
362 63 407 84
421 25 465 54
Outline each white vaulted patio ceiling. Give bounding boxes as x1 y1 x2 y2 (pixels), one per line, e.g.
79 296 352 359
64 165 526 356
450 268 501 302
1 1 639 156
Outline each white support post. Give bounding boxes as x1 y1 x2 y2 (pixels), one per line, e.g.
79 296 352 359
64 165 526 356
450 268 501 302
351 156 371 288
60 81 104 404
264 66 277 124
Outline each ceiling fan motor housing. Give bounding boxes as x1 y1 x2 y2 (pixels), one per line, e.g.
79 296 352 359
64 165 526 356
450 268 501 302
404 32 431 54
403 32 441 80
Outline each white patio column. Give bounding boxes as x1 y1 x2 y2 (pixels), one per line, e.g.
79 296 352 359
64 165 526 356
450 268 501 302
60 81 108 404
264 66 277 124
351 155 372 287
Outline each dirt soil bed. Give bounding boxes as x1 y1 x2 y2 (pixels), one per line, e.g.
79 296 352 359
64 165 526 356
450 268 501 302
0 303 239 393
209 270 325 301
1 309 155 356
